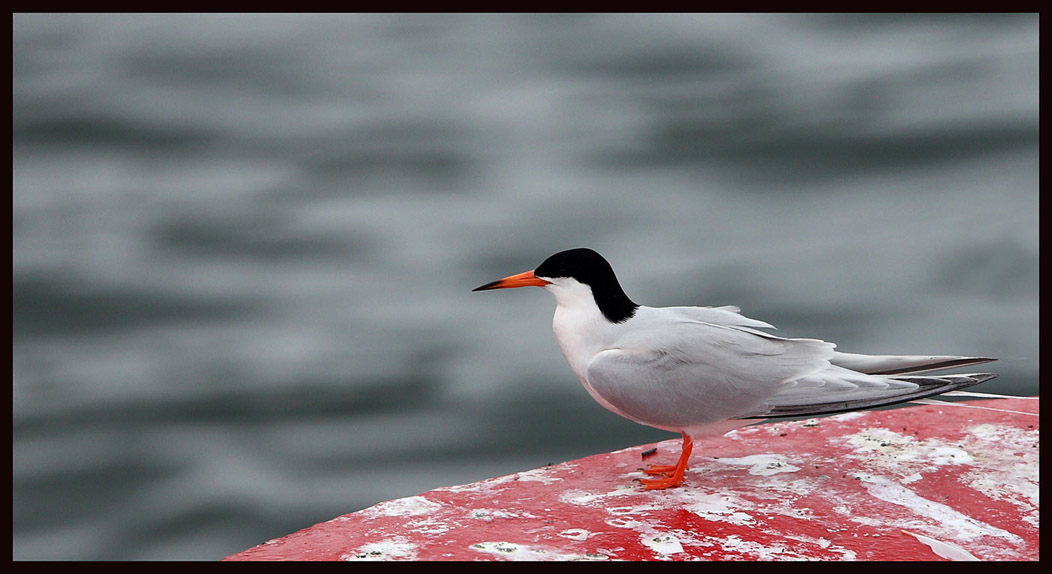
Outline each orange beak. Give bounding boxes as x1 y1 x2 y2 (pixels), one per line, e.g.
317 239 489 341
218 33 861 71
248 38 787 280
472 269 550 291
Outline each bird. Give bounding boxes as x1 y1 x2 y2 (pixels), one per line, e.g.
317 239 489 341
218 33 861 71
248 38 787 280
472 248 997 490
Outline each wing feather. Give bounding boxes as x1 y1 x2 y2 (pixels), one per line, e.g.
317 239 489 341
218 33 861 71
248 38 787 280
578 306 997 433
584 312 834 432
831 352 996 375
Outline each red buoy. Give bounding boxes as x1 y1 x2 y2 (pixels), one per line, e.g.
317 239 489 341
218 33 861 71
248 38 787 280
225 397 1038 561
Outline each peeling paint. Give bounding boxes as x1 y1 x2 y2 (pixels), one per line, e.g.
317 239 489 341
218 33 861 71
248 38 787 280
961 424 1039 529
902 530 980 561
470 541 542 560
900 472 923 484
854 473 1023 544
343 537 418 561
469 508 533 521
404 516 452 536
227 398 1038 562
717 454 802 476
557 528 594 541
679 491 756 526
927 446 973 465
469 541 607 561
558 486 636 507
516 466 566 484
714 534 804 560
641 532 684 556
361 495 442 518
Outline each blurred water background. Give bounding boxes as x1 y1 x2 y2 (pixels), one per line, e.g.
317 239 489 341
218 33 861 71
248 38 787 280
12 13 1038 560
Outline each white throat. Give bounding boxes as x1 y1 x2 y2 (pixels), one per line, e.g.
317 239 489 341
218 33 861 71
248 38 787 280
543 277 623 381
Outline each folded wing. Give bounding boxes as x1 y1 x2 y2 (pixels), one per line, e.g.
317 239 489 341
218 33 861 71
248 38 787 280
584 308 836 432
584 306 997 428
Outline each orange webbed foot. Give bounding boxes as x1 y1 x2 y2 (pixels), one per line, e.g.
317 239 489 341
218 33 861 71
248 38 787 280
637 432 694 490
643 462 683 476
639 472 685 490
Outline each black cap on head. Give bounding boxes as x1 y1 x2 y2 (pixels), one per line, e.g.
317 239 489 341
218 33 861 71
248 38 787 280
535 248 638 323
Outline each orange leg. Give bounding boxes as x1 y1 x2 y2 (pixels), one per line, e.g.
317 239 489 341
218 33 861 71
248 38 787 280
639 432 693 490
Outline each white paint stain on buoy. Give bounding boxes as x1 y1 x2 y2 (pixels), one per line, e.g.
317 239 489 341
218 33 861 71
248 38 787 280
361 496 443 518
343 537 418 561
717 454 802 476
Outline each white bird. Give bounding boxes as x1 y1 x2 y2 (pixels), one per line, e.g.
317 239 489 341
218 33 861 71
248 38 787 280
473 248 996 490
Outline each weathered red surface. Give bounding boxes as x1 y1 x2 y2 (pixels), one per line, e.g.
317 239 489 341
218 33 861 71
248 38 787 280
225 397 1038 561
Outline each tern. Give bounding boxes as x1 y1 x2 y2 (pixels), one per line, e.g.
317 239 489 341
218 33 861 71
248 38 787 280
473 248 997 490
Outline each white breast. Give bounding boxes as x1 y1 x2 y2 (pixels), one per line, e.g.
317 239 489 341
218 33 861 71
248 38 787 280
544 278 636 414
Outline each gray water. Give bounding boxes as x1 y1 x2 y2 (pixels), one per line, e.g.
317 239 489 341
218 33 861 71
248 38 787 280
13 14 1039 561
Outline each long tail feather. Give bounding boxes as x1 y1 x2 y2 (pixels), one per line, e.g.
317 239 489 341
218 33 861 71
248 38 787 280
745 372 998 419
831 352 996 376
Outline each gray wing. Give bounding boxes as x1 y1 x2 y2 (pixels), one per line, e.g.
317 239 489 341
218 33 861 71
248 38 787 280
831 352 996 375
747 369 998 419
583 306 997 429
743 351 998 418
584 316 835 432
